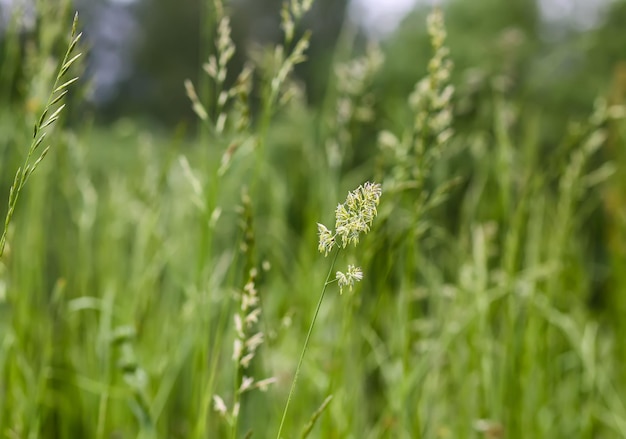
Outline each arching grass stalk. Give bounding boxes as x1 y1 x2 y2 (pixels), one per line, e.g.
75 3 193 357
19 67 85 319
0 12 82 258
276 182 382 439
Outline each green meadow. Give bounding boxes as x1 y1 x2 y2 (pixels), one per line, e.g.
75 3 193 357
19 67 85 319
1 1 626 437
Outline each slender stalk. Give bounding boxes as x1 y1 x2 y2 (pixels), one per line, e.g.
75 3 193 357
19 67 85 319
0 13 81 258
276 249 340 439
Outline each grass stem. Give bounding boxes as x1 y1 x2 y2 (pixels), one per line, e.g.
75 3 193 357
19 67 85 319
276 248 340 439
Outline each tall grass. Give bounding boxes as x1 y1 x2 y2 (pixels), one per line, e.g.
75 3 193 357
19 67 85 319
1 1 626 438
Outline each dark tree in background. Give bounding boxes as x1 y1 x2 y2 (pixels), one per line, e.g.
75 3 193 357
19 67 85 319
232 0 349 103
4 0 622 127
91 0 349 124
129 0 204 124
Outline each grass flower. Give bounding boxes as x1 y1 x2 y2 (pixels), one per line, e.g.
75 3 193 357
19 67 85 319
335 182 382 248
317 223 334 256
317 182 382 254
0 13 82 258
277 181 382 438
213 190 276 438
336 265 363 294
213 395 228 417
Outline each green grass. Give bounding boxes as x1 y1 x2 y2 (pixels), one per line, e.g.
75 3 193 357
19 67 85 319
1 2 626 438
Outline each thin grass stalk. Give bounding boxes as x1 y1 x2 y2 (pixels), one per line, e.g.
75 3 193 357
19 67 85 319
276 248 340 439
301 395 333 439
0 12 81 258
95 289 115 439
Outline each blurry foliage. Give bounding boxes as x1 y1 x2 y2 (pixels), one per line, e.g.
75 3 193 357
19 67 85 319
110 0 202 125
85 0 348 123
3 0 623 129
0 0 624 297
1 1 626 437
382 0 626 140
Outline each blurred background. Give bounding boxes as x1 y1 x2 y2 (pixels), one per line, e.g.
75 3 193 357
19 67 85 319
1 0 624 127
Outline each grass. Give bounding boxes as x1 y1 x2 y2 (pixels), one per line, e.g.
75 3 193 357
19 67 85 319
1 1 626 438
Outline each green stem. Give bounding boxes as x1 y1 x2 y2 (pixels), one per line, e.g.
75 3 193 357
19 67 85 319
0 13 80 258
276 249 340 439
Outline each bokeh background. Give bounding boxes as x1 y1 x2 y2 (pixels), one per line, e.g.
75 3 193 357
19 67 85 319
1 0 626 438
1 0 624 125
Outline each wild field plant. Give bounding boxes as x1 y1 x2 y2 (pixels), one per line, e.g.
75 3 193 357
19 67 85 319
179 0 320 437
0 13 81 258
0 10 82 437
276 181 382 438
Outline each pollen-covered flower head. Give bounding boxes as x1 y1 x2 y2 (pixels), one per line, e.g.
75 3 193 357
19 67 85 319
317 223 334 256
335 182 382 248
336 264 363 294
317 181 382 257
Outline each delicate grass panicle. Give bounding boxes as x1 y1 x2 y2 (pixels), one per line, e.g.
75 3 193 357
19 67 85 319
277 181 382 438
335 264 363 295
185 0 253 136
213 190 276 439
318 181 382 292
378 7 454 189
318 181 382 253
213 266 277 431
281 0 314 45
411 7 454 150
327 44 384 167
334 181 382 248
0 13 82 258
263 0 313 112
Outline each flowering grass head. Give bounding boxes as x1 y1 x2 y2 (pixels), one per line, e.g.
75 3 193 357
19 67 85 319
317 181 382 293
336 264 363 295
278 181 382 438
317 223 334 256
317 181 382 256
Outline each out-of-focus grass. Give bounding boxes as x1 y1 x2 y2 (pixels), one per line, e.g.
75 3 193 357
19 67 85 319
1 2 626 439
